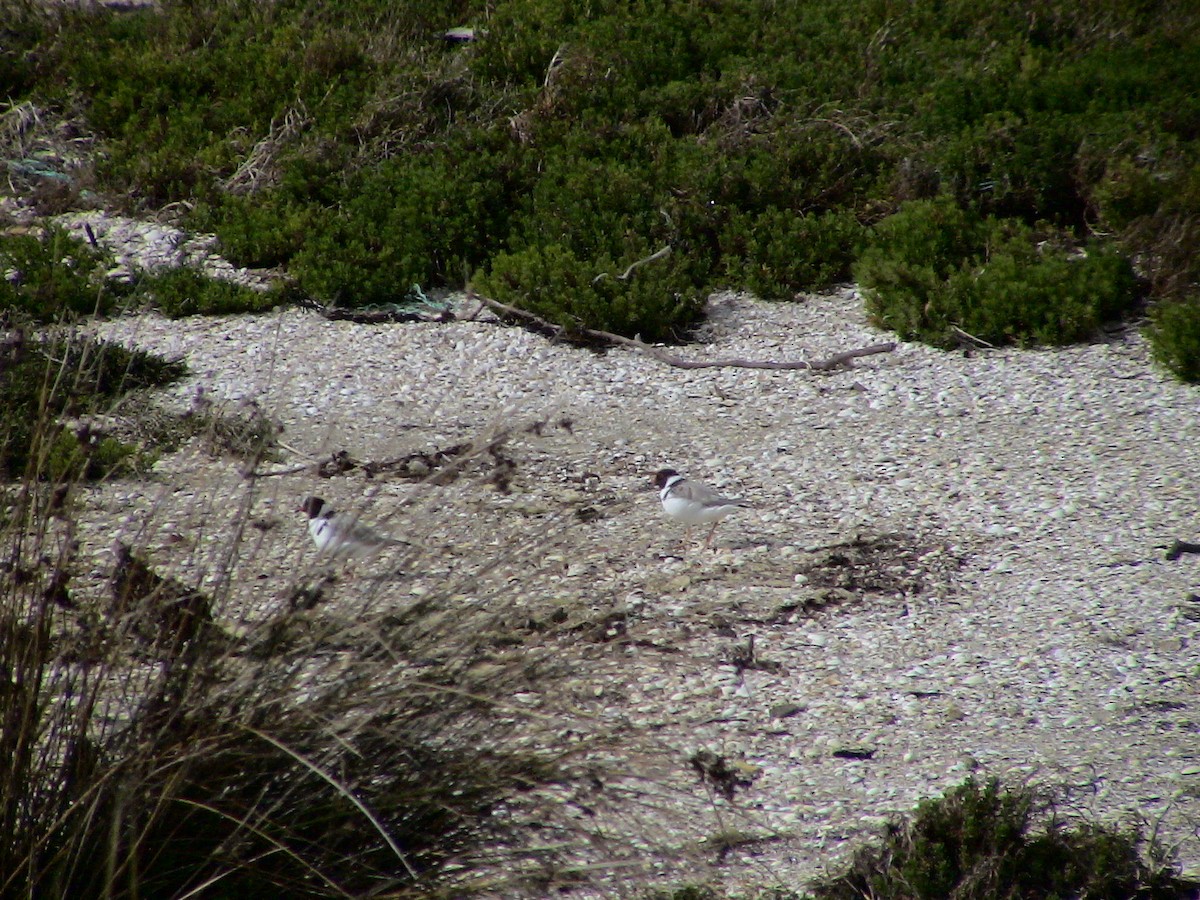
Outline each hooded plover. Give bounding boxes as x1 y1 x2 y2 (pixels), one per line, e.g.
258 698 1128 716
300 497 403 561
654 469 751 549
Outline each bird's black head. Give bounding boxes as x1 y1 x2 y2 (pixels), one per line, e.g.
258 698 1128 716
300 496 327 518
653 469 679 489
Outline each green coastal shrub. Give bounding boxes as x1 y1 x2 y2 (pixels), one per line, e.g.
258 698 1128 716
721 208 865 299
290 136 526 305
473 243 705 342
200 193 320 269
5 0 1195 343
809 778 1195 900
134 267 283 317
1148 295 1200 383
509 136 667 260
0 227 113 321
1085 137 1200 300
856 198 1138 347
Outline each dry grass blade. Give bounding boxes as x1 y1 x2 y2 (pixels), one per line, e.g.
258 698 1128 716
0 99 40 156
170 797 353 899
240 725 419 881
222 103 312 195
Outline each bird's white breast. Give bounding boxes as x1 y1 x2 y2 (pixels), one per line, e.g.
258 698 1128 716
661 489 740 525
309 516 355 555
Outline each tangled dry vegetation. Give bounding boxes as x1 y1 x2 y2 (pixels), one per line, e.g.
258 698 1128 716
0 386 588 896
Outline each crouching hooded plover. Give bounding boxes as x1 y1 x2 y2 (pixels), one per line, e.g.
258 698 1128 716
654 469 752 549
300 496 404 562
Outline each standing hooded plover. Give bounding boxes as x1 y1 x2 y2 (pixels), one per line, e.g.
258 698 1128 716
654 469 752 549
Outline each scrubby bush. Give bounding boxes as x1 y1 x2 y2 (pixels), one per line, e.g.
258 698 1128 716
134 266 283 316
291 134 526 305
508 130 671 260
1148 295 1200 383
721 208 865 299
200 193 320 269
1086 139 1200 301
45 3 378 209
473 243 706 341
0 227 113 320
856 198 1139 347
808 778 1196 900
3 0 1197 342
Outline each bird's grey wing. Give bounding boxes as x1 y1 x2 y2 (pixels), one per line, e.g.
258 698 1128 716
676 479 742 507
328 514 385 545
351 519 407 546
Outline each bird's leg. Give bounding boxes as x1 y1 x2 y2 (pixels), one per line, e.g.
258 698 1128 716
705 523 719 549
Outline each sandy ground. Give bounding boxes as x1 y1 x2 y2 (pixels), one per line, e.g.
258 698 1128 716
74 288 1200 895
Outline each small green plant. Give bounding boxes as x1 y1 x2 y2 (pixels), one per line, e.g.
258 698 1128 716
856 197 1139 347
807 777 1196 899
1147 294 1200 383
0 227 114 321
44 426 139 480
134 266 284 316
473 242 707 342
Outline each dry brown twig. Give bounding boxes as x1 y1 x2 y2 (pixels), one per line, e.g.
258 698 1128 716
470 291 896 372
950 325 996 349
222 104 312 195
591 245 672 284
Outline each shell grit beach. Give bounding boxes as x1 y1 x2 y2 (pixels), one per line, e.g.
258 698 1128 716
77 284 1200 893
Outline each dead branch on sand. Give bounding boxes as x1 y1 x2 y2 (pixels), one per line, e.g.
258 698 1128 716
471 291 896 372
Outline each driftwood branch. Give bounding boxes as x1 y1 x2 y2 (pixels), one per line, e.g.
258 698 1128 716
252 462 312 478
950 325 996 349
472 292 896 372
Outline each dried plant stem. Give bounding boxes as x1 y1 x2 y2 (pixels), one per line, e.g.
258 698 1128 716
472 291 896 371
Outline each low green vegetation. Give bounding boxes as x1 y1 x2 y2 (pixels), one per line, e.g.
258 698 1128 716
807 778 1194 900
0 0 1195 354
0 228 284 321
855 198 1139 347
0 226 115 320
474 242 706 341
651 779 1197 900
1148 295 1200 383
134 266 283 316
0 332 186 477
